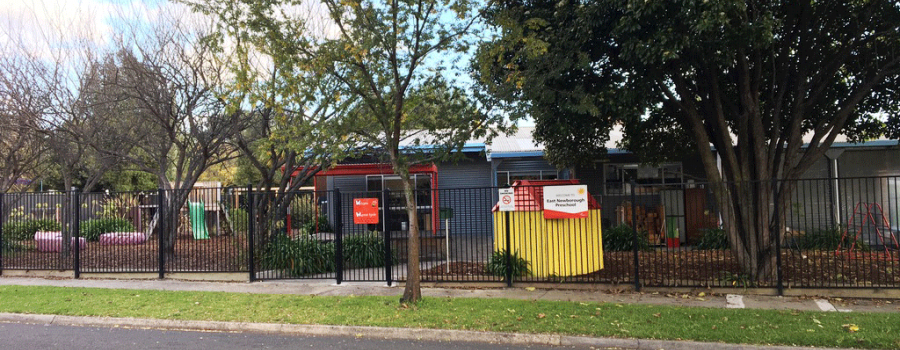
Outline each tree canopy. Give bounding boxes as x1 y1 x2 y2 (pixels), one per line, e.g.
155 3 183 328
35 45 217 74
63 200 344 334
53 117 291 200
186 0 506 303
478 0 900 170
477 0 900 280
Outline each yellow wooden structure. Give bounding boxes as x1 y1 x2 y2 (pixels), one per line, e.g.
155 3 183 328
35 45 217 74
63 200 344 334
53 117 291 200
493 210 603 277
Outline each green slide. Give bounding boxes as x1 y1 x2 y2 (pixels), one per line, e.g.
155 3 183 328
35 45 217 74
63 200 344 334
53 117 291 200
189 202 210 240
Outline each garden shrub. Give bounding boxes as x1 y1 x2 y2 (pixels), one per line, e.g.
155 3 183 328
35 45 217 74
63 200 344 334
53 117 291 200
260 234 335 276
2 219 62 241
227 208 249 234
602 224 651 252
299 215 332 233
696 228 729 250
289 195 317 229
80 218 136 241
95 194 139 220
1 239 26 254
342 232 396 269
485 250 531 277
794 226 869 251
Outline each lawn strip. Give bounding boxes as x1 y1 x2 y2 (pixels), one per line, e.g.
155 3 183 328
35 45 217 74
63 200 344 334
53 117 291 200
0 286 896 349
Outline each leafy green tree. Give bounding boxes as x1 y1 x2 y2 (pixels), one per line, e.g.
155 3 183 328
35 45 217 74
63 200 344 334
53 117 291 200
180 0 359 246
478 1 900 280
187 0 506 302
99 169 158 192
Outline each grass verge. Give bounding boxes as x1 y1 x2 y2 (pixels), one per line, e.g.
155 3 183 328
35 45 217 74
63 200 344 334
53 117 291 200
0 285 897 349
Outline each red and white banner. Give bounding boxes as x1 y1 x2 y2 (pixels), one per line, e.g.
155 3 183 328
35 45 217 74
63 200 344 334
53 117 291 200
353 198 380 224
543 185 589 219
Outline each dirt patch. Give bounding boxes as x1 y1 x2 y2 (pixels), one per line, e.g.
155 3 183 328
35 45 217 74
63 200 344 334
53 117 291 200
2 234 247 272
5 238 898 287
423 262 487 276
419 250 900 288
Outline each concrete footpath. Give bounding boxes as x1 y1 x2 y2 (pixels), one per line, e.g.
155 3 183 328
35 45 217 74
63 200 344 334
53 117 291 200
1 277 897 349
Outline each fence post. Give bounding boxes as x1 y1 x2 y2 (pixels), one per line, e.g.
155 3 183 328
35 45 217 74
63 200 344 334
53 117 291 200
247 184 256 282
0 192 4 275
334 189 343 285
73 191 81 279
383 188 393 286
774 179 784 295
158 189 165 279
505 210 513 287
631 180 641 292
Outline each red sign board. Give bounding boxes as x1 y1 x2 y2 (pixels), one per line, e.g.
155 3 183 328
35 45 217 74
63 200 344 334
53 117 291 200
353 198 380 224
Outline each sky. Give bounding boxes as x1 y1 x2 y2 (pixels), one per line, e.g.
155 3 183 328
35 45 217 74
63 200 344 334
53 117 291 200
0 0 146 46
0 0 532 127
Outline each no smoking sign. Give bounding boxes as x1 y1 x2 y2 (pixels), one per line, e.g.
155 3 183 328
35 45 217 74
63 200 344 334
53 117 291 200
498 188 515 211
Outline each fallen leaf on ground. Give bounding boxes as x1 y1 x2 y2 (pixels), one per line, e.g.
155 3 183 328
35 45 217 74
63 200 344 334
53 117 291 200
843 324 860 333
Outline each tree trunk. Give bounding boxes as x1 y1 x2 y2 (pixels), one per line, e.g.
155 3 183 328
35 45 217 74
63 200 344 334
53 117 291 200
161 192 177 262
161 189 192 262
398 173 422 303
59 179 73 259
715 180 785 284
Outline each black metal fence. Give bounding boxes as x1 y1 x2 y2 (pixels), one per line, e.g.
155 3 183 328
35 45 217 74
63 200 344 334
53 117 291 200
1 176 898 291
0 188 248 275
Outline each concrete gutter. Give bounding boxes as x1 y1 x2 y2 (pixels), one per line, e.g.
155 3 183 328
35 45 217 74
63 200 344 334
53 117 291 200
0 312 849 350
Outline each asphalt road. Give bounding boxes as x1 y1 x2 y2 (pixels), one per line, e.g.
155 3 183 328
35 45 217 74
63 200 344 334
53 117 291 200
0 322 592 350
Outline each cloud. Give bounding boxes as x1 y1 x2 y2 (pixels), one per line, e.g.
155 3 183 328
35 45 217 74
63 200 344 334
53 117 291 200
0 0 188 61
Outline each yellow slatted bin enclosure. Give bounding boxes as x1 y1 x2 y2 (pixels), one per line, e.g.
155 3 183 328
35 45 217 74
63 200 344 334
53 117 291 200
492 180 603 278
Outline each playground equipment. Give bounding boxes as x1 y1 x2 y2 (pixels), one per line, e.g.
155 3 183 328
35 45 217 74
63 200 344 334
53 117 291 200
189 201 210 239
837 202 900 259
99 231 147 245
34 231 87 252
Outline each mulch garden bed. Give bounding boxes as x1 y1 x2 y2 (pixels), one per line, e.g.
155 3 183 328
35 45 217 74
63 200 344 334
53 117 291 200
421 249 900 288
2 234 247 272
5 237 898 288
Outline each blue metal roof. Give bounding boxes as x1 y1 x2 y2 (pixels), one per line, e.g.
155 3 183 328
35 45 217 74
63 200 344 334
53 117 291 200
400 143 486 153
825 140 899 148
490 151 545 158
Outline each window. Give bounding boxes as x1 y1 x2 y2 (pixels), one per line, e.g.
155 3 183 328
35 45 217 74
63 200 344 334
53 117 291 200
496 170 559 187
366 174 432 207
365 174 434 232
604 163 683 194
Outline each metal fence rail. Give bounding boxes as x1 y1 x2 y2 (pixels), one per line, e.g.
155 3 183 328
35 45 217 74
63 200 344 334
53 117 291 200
1 176 898 291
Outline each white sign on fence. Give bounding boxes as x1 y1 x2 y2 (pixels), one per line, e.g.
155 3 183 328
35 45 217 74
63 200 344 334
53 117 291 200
498 188 515 212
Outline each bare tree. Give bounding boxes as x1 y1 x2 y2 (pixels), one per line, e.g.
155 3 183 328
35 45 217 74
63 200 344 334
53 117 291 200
0 52 47 194
95 9 251 260
0 7 127 257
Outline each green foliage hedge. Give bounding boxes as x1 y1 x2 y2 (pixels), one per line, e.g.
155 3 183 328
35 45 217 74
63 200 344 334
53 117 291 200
79 218 136 241
793 227 870 252
261 235 336 276
602 224 651 252
342 232 396 269
486 250 531 277
289 195 317 229
1 239 26 254
260 231 400 276
2 219 62 241
696 228 729 250
228 208 248 234
299 215 332 233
